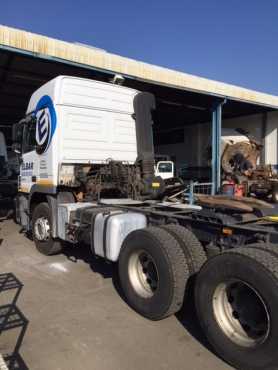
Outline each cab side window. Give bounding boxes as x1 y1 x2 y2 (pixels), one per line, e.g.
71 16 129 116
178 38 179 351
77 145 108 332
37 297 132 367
23 117 36 154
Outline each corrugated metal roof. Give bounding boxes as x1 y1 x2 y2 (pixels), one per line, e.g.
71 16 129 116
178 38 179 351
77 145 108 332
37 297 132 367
1 24 278 108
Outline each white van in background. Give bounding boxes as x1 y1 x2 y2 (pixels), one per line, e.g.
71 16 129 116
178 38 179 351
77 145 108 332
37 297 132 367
155 161 174 180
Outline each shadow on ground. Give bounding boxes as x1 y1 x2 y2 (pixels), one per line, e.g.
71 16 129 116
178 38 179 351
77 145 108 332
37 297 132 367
0 199 14 221
0 273 29 370
175 280 213 350
0 199 15 247
62 243 216 359
63 243 114 279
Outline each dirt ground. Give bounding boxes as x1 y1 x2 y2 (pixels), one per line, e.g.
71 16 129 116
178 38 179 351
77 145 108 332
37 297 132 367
0 211 232 370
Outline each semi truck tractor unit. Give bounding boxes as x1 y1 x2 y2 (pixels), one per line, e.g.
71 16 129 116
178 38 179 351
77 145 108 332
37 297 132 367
13 76 278 370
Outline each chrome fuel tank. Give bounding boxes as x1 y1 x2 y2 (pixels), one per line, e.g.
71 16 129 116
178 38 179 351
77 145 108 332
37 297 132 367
93 211 147 261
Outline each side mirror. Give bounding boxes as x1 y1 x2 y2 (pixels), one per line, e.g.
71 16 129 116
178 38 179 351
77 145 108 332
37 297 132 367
12 120 24 143
12 123 19 142
12 142 21 154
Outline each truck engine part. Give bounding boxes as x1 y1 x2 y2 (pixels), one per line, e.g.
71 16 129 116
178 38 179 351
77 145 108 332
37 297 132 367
77 159 165 201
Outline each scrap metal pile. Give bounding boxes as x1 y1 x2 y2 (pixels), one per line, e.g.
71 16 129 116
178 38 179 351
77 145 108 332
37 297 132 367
221 128 278 202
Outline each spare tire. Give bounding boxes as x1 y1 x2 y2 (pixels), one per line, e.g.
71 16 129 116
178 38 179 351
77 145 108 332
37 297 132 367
195 247 278 370
118 226 189 320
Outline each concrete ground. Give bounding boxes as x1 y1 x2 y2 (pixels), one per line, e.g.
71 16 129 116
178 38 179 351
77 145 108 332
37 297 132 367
0 215 232 370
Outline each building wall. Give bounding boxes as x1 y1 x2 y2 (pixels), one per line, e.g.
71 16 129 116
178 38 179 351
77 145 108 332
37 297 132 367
155 123 210 170
223 113 264 140
265 111 278 169
155 112 278 172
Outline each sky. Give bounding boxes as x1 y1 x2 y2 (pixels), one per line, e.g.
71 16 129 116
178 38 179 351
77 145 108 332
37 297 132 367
1 0 278 94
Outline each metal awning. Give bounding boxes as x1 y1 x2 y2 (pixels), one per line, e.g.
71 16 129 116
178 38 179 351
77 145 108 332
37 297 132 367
0 25 277 193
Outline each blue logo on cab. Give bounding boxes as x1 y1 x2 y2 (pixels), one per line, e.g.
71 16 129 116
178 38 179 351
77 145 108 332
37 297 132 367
35 95 57 154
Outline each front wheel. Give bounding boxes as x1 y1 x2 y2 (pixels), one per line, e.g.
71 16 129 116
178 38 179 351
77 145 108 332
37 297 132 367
195 247 278 370
32 202 63 255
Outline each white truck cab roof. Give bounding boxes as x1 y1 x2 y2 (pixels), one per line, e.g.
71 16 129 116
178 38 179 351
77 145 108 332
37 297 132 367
24 76 141 173
27 76 138 114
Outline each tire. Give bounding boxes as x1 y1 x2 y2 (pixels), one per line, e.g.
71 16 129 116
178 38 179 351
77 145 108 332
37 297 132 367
248 243 278 258
32 202 63 255
195 247 278 370
161 224 206 275
118 226 189 320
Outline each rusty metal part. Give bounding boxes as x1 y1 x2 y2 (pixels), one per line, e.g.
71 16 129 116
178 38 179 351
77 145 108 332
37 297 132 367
221 135 278 202
81 160 165 201
195 194 274 212
195 194 254 212
222 141 261 175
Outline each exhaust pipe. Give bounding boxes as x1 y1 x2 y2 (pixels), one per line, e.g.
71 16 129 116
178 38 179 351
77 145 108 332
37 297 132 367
133 92 156 180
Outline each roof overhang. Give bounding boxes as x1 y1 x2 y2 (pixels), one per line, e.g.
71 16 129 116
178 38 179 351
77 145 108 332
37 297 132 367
1 25 278 109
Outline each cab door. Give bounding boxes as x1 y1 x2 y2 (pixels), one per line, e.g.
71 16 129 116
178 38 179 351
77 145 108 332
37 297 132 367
19 117 39 193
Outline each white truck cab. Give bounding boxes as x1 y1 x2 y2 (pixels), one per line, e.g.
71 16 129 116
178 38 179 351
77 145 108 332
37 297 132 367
14 76 139 194
155 161 174 180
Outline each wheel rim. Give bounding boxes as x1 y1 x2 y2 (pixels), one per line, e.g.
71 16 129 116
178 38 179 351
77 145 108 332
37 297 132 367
213 279 270 347
128 250 159 298
34 217 50 241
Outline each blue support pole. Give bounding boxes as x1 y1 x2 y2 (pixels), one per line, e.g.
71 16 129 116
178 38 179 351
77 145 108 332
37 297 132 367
211 102 224 195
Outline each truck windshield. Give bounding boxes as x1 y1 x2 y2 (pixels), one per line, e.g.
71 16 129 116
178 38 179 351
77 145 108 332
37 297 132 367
158 162 173 173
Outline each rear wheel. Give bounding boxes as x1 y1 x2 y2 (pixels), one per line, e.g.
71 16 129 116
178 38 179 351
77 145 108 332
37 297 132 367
248 243 278 257
161 224 206 275
118 226 189 320
195 247 278 370
32 202 63 255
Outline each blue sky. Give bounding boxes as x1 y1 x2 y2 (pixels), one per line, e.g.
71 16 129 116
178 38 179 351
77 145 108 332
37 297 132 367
1 0 278 94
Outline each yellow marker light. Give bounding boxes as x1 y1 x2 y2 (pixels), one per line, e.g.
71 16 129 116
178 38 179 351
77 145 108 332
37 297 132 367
222 228 233 235
152 182 160 188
